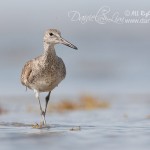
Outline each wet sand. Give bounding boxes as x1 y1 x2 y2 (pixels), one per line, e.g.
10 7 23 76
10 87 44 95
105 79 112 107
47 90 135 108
0 95 150 150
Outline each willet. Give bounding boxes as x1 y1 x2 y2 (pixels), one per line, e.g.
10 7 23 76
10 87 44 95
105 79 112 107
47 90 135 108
21 29 77 127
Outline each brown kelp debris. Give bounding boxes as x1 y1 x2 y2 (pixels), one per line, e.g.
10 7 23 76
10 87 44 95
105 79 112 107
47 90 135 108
79 95 109 110
0 105 7 114
146 114 150 119
48 95 110 113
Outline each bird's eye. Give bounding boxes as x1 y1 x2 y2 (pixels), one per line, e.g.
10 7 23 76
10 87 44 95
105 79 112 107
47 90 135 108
49 33 53 36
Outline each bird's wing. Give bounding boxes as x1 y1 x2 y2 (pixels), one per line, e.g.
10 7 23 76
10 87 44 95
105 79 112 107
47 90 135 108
21 60 33 88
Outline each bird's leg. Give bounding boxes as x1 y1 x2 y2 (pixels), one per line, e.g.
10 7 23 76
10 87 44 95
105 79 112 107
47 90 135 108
38 97 46 125
34 90 46 127
44 92 51 117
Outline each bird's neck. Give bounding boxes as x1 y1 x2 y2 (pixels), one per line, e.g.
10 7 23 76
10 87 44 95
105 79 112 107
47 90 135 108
43 42 57 60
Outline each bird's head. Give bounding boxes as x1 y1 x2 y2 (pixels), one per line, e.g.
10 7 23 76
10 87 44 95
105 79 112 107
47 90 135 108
43 29 78 50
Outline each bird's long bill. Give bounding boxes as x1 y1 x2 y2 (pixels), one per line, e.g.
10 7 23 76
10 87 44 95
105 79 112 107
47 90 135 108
60 37 78 50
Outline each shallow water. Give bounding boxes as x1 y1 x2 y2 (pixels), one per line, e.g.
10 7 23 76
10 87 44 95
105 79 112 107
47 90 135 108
0 96 150 150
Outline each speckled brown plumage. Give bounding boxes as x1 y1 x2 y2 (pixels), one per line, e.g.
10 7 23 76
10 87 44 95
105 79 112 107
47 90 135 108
21 54 66 92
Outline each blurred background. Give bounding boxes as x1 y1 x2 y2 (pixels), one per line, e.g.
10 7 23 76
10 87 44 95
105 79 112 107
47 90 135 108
0 0 150 97
1 1 150 150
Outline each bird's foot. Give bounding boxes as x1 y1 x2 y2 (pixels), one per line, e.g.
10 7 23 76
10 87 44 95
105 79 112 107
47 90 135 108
32 111 47 129
32 122 46 129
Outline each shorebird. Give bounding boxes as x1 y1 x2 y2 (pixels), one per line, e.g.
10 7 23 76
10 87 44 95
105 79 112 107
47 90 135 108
21 29 77 127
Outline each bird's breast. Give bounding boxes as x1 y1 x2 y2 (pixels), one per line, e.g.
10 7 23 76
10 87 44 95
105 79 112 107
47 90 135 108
31 64 65 92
